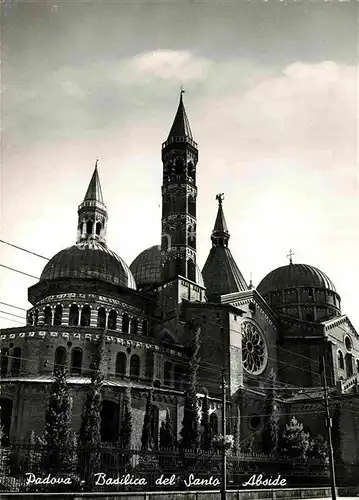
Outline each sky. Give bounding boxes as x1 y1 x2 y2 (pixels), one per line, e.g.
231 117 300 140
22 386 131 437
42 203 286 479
1 0 358 329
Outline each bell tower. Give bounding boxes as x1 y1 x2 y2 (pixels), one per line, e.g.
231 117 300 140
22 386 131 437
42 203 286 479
161 91 199 283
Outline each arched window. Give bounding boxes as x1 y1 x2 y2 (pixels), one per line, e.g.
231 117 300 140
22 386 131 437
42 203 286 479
209 413 218 436
188 196 196 217
86 220 93 236
34 309 39 326
115 352 127 378
345 353 353 378
130 317 138 335
69 304 79 326
338 350 344 370
1 348 9 375
188 260 196 282
174 364 184 390
108 310 117 330
95 221 101 235
53 305 63 326
71 348 83 375
356 359 359 373
122 313 129 333
164 361 172 386
97 307 106 329
27 312 33 326
44 306 52 326
54 347 67 372
142 319 148 336
11 347 21 376
81 305 91 327
130 354 140 379
345 336 352 351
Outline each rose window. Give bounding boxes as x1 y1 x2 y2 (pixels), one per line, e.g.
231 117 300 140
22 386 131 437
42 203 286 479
241 321 267 374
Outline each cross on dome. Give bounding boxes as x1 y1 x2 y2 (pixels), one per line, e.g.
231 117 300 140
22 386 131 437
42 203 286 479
287 249 295 265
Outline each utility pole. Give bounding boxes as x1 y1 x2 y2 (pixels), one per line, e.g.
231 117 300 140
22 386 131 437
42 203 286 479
320 355 337 500
221 370 227 500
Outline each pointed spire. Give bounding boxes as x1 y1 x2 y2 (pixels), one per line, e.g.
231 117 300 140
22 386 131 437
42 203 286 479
211 194 230 247
83 159 104 204
167 89 193 140
77 160 108 244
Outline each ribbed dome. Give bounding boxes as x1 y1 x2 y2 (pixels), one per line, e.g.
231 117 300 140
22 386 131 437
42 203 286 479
40 241 136 289
130 245 205 289
257 263 336 296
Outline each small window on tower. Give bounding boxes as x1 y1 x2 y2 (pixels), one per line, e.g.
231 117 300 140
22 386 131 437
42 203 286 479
86 220 93 235
96 221 101 235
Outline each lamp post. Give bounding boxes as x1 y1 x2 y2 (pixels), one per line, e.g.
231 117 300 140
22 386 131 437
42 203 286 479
221 371 227 500
320 355 337 500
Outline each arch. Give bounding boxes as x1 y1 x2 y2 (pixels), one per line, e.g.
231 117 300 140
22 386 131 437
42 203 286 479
188 259 196 282
81 305 91 327
209 413 218 436
34 309 39 326
0 398 13 445
44 306 52 326
115 352 127 378
11 347 21 376
142 319 148 336
27 312 34 326
345 353 353 378
356 359 359 374
86 220 93 236
54 347 67 372
345 336 352 351
174 364 184 390
69 304 79 326
53 305 63 326
188 195 196 217
145 350 154 380
164 361 172 386
338 350 344 370
101 400 119 443
161 332 175 345
130 354 140 379
95 221 102 236
122 313 129 333
130 317 138 335
97 307 106 329
1 348 9 375
70 348 83 375
108 310 117 330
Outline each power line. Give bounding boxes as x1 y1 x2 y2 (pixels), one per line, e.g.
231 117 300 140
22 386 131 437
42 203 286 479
0 240 49 260
0 310 26 320
0 264 39 280
0 315 24 325
0 302 27 311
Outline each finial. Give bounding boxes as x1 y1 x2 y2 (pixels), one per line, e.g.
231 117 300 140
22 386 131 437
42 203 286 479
287 248 295 265
249 272 253 289
216 193 224 206
95 158 99 170
180 84 185 100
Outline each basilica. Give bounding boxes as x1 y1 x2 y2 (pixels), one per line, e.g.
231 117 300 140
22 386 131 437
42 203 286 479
1 93 359 468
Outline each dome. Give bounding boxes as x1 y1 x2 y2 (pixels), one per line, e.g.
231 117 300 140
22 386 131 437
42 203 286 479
257 263 336 296
40 241 136 289
130 245 205 289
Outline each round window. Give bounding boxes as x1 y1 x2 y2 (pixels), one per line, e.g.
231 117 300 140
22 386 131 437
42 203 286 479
241 321 267 375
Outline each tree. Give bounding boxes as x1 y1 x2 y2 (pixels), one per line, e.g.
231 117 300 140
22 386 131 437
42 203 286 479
78 333 104 484
281 416 310 461
119 388 132 449
160 410 174 449
232 404 241 454
200 392 211 451
180 323 201 449
309 434 329 463
141 391 154 451
41 366 73 474
262 371 280 456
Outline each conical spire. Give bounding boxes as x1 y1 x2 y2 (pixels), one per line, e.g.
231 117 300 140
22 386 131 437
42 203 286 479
83 159 104 204
167 90 193 140
202 194 248 296
77 160 108 244
211 194 230 247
